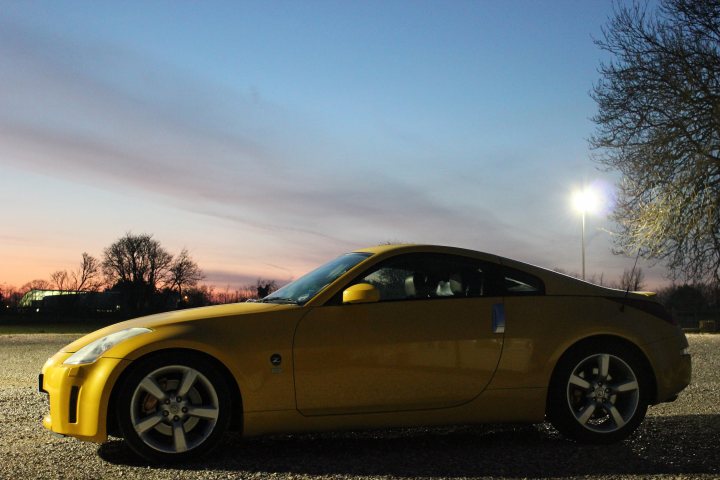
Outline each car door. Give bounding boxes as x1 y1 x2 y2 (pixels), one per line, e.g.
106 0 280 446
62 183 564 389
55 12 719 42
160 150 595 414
293 253 505 416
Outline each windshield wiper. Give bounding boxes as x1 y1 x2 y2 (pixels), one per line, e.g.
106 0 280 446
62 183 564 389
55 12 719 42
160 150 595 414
261 297 298 304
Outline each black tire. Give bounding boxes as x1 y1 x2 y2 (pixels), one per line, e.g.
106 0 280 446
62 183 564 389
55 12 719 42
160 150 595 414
547 341 650 444
116 351 231 463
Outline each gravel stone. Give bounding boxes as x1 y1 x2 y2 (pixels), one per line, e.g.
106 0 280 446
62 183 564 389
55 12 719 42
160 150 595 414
0 333 717 479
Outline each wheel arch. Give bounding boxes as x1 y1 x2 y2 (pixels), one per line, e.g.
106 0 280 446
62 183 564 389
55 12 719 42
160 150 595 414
545 334 658 416
107 348 243 437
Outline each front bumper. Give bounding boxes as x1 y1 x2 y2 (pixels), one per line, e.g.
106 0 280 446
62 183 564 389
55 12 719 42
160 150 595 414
39 351 130 443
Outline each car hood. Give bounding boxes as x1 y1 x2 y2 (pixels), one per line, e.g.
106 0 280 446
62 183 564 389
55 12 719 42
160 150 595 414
60 302 298 353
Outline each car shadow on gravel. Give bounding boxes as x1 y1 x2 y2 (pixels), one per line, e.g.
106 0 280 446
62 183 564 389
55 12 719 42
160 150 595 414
98 414 720 477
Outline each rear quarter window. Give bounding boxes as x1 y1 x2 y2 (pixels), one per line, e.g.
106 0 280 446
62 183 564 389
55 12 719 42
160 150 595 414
503 267 545 295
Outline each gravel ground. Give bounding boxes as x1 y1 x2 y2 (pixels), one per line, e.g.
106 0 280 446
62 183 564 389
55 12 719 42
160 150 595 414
0 333 718 480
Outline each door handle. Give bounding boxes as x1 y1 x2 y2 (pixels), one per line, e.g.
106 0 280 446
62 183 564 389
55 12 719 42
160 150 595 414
492 303 505 333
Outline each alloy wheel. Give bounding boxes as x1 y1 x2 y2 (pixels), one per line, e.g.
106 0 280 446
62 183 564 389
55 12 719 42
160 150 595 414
129 365 220 454
565 353 640 433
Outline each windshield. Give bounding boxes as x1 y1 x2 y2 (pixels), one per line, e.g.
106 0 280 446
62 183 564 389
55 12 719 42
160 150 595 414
262 252 372 305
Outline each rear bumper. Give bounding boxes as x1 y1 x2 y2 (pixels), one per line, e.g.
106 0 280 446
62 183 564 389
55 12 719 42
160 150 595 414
643 332 691 404
39 351 129 443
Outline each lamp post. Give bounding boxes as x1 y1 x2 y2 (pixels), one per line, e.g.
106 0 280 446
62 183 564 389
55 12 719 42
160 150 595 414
580 208 586 280
572 187 600 281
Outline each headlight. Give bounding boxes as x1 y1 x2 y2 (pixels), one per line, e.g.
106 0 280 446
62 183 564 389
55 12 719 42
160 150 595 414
63 327 152 365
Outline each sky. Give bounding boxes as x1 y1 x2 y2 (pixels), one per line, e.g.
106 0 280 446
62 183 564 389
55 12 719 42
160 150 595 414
0 0 672 291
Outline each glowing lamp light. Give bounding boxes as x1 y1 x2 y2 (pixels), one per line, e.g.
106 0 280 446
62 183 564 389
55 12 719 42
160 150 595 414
572 187 601 214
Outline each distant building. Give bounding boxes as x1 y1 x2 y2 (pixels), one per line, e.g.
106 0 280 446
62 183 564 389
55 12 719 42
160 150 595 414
18 289 124 315
19 289 83 309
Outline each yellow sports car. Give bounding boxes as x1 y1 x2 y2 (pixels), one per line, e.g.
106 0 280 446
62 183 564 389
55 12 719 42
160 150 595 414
39 244 691 462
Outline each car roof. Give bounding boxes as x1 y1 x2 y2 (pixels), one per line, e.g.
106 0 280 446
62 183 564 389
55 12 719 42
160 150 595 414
355 243 494 257
351 244 632 298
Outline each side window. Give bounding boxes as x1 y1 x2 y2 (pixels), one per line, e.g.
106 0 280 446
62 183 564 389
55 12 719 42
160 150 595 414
503 267 545 295
356 254 497 302
362 263 414 301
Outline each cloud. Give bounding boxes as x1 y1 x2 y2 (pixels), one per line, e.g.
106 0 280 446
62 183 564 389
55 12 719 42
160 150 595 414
0 23 533 258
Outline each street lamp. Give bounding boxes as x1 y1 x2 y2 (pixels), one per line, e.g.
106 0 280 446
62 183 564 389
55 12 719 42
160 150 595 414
571 187 601 280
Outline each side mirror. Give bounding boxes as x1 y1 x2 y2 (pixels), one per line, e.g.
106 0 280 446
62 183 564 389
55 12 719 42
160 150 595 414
342 283 380 304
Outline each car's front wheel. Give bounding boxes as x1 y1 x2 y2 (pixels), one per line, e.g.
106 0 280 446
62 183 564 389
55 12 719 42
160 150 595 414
116 352 231 463
548 342 650 444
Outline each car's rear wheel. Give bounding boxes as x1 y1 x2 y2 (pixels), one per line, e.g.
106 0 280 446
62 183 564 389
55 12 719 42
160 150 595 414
116 352 231 463
548 342 650 443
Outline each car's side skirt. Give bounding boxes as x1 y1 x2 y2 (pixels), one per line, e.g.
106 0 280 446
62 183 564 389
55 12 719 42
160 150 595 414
241 387 547 437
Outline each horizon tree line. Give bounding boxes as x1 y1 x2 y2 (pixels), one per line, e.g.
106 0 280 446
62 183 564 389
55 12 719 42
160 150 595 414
0 232 278 315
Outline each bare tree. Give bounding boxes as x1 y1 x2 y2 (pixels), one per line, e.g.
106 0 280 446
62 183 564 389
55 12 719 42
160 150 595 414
0 284 22 310
167 248 205 297
0 284 10 310
255 278 278 298
50 270 69 291
49 253 102 293
591 0 720 284
71 252 102 292
618 267 646 292
21 279 51 292
102 233 173 290
102 233 174 312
